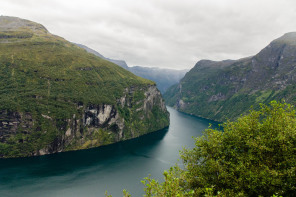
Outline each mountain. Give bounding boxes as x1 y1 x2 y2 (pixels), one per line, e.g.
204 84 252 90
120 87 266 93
75 43 129 69
76 44 188 94
128 66 188 93
164 32 296 122
0 16 169 158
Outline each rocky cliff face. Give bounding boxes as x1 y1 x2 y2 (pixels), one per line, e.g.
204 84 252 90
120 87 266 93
0 16 169 158
164 32 296 122
0 84 168 157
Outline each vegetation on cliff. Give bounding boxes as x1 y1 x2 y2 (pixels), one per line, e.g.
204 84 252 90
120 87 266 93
164 32 296 122
108 101 296 196
0 16 169 158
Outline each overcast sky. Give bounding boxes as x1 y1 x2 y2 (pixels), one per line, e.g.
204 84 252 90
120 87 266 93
1 0 296 69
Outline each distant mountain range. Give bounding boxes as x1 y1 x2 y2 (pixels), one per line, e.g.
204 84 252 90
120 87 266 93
76 44 188 94
164 32 296 122
128 66 188 93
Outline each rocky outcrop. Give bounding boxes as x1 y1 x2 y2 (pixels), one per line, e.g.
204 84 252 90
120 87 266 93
0 111 32 143
143 86 166 112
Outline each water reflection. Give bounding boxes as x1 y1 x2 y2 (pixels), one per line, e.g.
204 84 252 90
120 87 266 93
0 128 169 179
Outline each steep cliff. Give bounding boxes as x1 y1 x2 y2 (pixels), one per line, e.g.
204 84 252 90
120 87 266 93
164 32 296 122
0 16 169 158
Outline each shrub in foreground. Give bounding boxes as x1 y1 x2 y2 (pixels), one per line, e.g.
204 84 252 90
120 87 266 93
108 101 296 196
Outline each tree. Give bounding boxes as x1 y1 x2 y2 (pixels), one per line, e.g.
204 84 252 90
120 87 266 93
179 101 296 196
109 101 296 196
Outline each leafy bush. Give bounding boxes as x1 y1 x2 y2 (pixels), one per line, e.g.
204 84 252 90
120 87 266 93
110 101 296 196
179 100 296 196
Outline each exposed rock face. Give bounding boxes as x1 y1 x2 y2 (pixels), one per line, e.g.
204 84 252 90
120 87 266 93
83 105 117 126
0 85 169 157
164 32 296 122
144 86 166 111
0 111 34 143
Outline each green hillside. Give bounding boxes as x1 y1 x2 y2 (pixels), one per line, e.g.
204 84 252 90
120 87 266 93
164 32 296 122
0 16 169 158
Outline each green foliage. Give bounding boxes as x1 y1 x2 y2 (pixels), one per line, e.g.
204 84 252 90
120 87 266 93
180 101 296 196
141 167 195 197
114 101 295 197
105 189 131 197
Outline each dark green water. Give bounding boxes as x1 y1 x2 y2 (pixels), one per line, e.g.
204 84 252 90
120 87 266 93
0 107 216 197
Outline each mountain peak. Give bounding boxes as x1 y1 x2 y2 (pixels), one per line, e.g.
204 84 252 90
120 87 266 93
194 59 236 69
0 16 48 35
272 32 296 45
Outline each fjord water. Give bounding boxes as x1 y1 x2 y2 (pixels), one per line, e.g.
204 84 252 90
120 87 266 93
0 107 216 197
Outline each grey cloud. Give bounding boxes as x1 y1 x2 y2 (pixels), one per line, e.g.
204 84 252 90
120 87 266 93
1 0 296 69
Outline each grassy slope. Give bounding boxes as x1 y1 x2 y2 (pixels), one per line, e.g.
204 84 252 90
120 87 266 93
0 19 153 112
0 17 170 157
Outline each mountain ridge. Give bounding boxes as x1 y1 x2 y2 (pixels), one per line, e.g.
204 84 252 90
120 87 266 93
76 43 188 93
164 32 296 122
74 43 129 69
